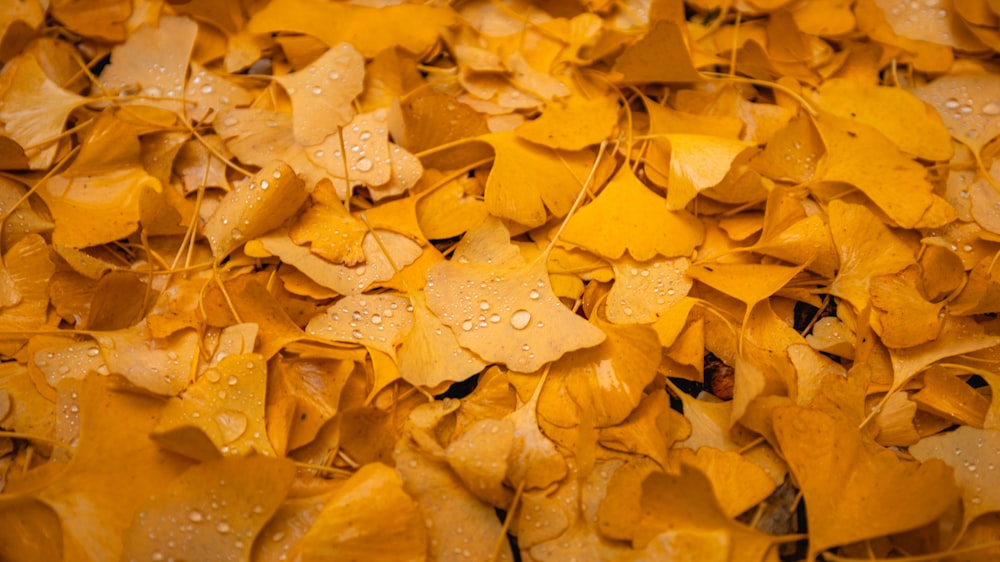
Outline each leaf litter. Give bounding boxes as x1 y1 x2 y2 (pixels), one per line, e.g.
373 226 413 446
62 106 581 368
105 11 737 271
5 1 1000 561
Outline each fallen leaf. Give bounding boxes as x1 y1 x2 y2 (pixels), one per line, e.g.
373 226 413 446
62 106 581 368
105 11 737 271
561 165 704 260
773 405 961 559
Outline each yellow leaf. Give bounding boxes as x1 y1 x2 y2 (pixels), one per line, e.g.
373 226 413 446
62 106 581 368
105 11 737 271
125 456 295 562
204 161 308 258
774 405 960 559
650 134 753 210
482 131 598 228
274 42 363 146
0 54 84 169
98 16 198 116
914 72 1000 155
257 228 422 295
540 314 661 428
827 199 915 311
606 255 691 324
248 0 457 58
516 90 620 150
561 165 704 260
152 353 275 459
32 376 193 561
306 293 414 354
396 292 488 388
425 220 604 372
911 426 1000 533
395 436 514 560
813 111 951 228
811 78 954 160
612 20 702 83
299 462 428 561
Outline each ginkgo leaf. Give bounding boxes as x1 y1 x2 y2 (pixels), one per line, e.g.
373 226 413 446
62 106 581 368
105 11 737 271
606 255 692 324
539 314 661 428
810 78 954 160
910 426 1000 532
299 462 428 561
0 54 84 169
686 261 807 343
647 134 753 210
913 73 1000 153
889 315 1000 389
0 235 53 354
256 228 422 295
98 15 198 115
481 131 598 228
394 436 514 561
444 418 514 507
414 171 490 240
674 447 777 518
505 374 568 490
248 0 457 58
288 177 368 266
184 62 253 123
812 111 952 229
39 166 162 249
751 185 838 277
125 456 296 562
870 267 944 348
644 95 744 138
827 199 915 311
152 353 275 459
305 293 414 354
773 405 960 559
305 109 393 190
425 225 605 372
634 465 777 559
396 292 488 388
612 20 702 83
875 0 987 50
50 0 129 41
31 376 193 562
561 165 704 261
204 161 308 258
599 390 687 469
516 91 620 150
274 42 364 146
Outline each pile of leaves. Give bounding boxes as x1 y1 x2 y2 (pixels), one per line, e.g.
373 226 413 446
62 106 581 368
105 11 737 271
4 0 1000 560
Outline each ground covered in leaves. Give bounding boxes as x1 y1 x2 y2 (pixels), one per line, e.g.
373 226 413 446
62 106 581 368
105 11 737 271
4 0 1000 560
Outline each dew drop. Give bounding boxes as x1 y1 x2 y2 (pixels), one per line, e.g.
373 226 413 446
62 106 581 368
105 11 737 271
217 521 231 534
227 375 238 386
510 310 531 330
356 157 373 172
479 300 491 311
461 320 474 331
489 314 501 323
188 510 204 522
982 102 1000 116
528 289 540 300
